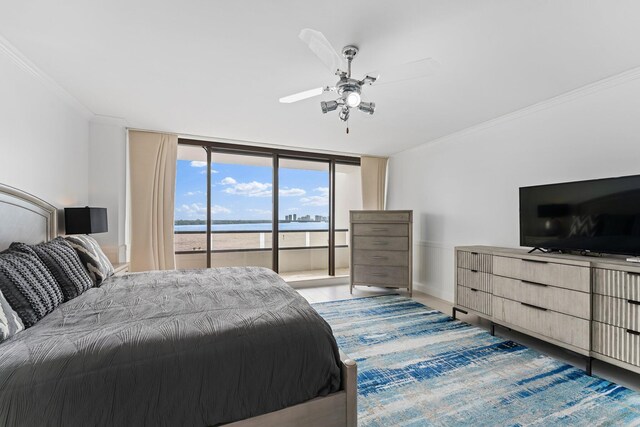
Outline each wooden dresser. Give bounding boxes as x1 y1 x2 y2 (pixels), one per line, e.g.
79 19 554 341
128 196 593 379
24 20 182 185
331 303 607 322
350 210 413 296
454 245 640 376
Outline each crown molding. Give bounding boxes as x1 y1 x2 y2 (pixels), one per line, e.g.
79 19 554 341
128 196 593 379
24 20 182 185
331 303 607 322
91 114 128 127
393 65 640 155
0 33 94 120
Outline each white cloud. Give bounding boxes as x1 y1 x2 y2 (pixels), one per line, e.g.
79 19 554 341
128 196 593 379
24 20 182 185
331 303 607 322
279 187 306 197
200 168 220 175
299 187 329 206
211 204 231 214
300 195 329 206
176 203 206 215
314 187 329 197
219 179 305 199
184 191 203 196
190 161 207 167
176 203 230 216
247 208 272 215
224 181 272 197
287 207 299 211
220 177 237 185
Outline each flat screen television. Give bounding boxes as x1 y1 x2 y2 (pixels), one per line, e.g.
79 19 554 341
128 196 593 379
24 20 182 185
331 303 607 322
520 174 640 255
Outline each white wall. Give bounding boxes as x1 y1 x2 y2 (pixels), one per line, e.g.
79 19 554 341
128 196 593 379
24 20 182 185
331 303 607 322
88 119 128 262
387 73 640 302
0 47 90 230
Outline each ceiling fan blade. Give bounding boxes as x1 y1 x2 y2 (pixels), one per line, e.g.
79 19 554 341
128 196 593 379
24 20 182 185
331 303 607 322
369 58 440 86
279 87 326 104
299 28 345 74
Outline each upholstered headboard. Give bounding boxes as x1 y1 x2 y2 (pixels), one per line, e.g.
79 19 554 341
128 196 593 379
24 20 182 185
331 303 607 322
0 183 57 251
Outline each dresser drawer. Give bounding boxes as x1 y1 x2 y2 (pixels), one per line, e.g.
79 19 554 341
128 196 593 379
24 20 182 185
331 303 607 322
351 211 411 222
493 296 589 350
493 256 590 292
352 265 408 286
353 250 408 267
457 285 491 316
593 321 640 367
457 251 492 273
457 268 492 293
353 236 408 251
593 294 640 331
593 268 640 300
353 223 408 237
493 276 589 319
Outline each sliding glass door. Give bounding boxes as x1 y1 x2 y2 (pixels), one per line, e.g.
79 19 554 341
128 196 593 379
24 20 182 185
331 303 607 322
209 151 273 268
174 139 360 278
278 158 330 279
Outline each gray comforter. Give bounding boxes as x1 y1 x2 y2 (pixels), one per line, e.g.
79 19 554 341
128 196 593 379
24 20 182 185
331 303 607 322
0 267 342 426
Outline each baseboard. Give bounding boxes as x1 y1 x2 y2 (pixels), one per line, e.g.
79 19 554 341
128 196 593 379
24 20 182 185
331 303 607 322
413 281 454 303
286 276 350 289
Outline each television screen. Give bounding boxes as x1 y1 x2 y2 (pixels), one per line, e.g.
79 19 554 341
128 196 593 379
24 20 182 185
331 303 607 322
520 175 640 255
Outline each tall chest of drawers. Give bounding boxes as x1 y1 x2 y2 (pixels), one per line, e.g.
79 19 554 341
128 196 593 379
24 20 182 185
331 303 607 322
350 210 413 296
454 246 640 376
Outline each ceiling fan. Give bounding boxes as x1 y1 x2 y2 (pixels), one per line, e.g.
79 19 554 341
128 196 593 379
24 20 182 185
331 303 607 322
279 28 439 133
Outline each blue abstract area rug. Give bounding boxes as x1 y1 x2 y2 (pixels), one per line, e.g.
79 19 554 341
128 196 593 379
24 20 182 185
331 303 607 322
313 295 640 426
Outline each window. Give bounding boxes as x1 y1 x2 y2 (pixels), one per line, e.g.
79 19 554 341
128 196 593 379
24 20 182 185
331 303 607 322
174 139 361 279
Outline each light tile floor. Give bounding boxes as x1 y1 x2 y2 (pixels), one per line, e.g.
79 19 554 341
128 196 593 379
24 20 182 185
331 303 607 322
297 284 640 392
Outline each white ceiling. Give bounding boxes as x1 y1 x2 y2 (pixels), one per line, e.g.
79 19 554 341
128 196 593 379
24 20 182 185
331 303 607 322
1 1 640 156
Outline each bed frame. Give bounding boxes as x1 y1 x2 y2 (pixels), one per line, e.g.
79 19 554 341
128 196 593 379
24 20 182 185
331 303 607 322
0 183 358 427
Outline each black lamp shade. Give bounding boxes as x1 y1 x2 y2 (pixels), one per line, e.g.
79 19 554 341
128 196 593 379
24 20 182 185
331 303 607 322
64 207 108 234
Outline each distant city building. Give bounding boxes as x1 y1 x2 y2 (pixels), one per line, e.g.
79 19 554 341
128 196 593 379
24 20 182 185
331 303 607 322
293 214 297 221
315 215 322 222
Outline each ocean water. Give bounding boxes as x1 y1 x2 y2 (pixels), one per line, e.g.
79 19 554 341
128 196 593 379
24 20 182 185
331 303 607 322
175 222 329 232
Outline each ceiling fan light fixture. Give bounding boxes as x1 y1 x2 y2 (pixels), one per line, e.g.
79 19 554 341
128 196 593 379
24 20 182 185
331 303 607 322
358 101 375 115
344 91 361 108
321 100 339 114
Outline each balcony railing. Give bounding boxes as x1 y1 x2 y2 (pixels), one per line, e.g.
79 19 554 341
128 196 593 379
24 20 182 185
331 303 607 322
174 229 349 253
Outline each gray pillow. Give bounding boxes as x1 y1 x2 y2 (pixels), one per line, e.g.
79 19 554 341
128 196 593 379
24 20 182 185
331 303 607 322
64 235 114 285
0 248 63 328
12 238 93 301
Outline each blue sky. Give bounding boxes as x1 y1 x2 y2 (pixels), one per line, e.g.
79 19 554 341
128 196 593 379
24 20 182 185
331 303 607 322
175 160 330 221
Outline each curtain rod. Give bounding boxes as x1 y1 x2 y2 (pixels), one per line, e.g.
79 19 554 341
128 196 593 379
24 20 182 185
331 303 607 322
125 126 368 159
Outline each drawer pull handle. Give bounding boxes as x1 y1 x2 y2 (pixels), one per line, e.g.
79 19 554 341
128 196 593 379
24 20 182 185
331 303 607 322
370 273 387 277
628 300 640 306
626 329 640 336
370 256 387 260
371 228 389 232
470 269 478 273
373 241 388 246
522 259 548 264
521 280 548 287
470 288 478 292
521 302 547 311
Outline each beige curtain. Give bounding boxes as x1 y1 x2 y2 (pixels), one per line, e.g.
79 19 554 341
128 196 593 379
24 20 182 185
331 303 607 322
128 130 177 272
361 156 388 210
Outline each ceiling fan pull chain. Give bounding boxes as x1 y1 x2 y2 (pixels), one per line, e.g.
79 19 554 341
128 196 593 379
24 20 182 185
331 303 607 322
346 119 349 134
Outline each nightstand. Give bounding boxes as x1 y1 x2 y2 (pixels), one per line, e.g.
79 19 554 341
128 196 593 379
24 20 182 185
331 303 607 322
112 263 130 276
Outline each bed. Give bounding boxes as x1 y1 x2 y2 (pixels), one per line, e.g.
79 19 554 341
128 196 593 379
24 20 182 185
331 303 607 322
0 183 357 427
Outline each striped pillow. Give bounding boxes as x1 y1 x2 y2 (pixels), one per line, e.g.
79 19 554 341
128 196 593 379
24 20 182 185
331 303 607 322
0 248 63 328
0 288 24 342
64 235 114 285
12 238 93 301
